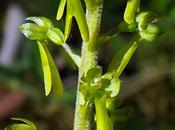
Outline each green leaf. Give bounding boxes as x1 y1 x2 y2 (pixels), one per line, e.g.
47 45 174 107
57 0 89 42
108 35 141 78
105 78 121 97
37 42 63 96
110 107 133 122
19 23 47 41
26 17 54 28
124 0 140 24
5 118 37 130
47 28 64 45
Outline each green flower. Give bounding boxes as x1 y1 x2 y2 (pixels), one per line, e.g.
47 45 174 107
19 17 63 96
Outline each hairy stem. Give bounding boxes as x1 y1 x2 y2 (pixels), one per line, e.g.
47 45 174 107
73 1 104 130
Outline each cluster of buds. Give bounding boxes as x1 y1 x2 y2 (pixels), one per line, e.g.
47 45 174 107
123 0 162 41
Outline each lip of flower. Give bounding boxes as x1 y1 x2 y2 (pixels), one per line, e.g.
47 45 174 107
57 0 89 42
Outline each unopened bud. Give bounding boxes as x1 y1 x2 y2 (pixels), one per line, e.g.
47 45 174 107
47 28 64 45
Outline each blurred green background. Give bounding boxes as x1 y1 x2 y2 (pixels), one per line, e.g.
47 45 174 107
0 0 175 130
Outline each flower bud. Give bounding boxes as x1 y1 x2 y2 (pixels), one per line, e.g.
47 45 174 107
139 24 162 41
47 28 64 45
136 12 159 29
136 12 163 41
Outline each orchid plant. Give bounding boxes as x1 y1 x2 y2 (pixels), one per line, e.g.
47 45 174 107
5 0 162 130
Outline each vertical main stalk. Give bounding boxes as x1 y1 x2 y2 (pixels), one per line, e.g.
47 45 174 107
73 1 104 130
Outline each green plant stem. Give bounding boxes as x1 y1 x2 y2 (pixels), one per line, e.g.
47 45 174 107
73 1 104 130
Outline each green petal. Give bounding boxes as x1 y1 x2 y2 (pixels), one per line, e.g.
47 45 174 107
64 14 73 42
124 0 140 24
72 0 89 42
105 78 121 97
57 0 89 42
19 23 47 41
56 0 67 20
37 42 52 96
47 28 64 45
38 41 63 96
26 17 54 28
44 44 63 96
